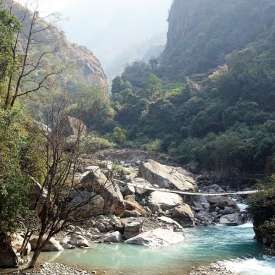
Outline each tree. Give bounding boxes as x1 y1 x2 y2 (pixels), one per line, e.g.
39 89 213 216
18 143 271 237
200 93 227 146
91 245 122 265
2 1 60 109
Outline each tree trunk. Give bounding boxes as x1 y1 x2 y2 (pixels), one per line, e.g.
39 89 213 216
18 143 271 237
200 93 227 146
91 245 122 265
28 248 42 268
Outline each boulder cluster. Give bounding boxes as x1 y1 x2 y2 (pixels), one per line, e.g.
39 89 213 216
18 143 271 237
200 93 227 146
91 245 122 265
0 150 247 268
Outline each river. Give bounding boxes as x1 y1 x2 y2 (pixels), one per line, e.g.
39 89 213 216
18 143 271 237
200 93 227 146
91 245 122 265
40 223 275 274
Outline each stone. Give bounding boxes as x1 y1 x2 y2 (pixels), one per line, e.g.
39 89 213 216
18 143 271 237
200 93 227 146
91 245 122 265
122 218 144 239
120 183 135 196
124 197 147 216
11 234 31 255
140 160 196 191
148 191 184 211
81 167 125 215
169 204 195 227
130 177 153 195
30 237 64 252
207 196 238 209
68 234 90 248
125 228 184 248
69 190 105 218
93 215 123 233
102 231 122 243
219 213 243 226
0 234 18 268
158 216 183 231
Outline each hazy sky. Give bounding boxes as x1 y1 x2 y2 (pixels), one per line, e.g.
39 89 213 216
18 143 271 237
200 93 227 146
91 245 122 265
15 0 172 75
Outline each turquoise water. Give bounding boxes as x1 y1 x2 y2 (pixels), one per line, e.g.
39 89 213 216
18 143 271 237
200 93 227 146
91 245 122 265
41 224 275 274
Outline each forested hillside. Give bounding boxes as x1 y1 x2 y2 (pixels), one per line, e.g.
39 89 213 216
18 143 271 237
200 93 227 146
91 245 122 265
111 0 275 185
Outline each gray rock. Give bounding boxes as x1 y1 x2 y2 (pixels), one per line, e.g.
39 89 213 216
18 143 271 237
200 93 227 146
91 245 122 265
219 213 243 226
157 216 183 231
30 237 64 252
169 204 195 227
69 190 105 218
140 159 196 191
130 177 153 195
122 217 144 239
102 231 122 243
148 191 184 211
68 234 90 248
125 228 184 248
81 167 125 215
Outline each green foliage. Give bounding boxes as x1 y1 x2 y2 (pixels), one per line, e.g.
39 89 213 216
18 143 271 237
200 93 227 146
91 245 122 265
0 107 44 233
111 127 127 145
67 84 115 133
144 139 161 152
80 134 114 154
0 6 20 96
111 17 275 178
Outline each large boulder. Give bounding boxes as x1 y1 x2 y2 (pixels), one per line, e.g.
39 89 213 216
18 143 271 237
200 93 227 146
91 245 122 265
219 213 243 226
67 234 90 248
93 215 123 233
140 160 196 191
0 234 18 268
80 167 125 215
148 191 184 211
122 218 144 239
102 231 122 243
30 237 64 252
169 204 195 227
69 190 105 218
125 228 184 248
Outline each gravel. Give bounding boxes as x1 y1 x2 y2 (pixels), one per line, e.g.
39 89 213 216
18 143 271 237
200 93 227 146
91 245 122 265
190 263 236 275
20 263 95 275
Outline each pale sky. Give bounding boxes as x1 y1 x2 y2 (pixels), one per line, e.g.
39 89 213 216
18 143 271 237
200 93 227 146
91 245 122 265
15 0 172 77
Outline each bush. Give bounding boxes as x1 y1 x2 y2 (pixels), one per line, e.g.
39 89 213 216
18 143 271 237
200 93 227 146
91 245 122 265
0 108 41 233
144 139 161 152
80 134 114 153
111 127 127 145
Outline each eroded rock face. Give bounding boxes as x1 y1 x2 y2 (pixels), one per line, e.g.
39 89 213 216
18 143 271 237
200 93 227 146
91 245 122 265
140 160 196 191
125 228 184 248
81 167 125 215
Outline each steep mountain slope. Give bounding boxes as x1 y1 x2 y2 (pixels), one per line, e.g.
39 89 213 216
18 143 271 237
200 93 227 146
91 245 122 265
6 0 108 93
160 0 275 81
112 0 275 184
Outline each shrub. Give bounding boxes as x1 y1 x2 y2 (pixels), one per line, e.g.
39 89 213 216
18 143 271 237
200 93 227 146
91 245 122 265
111 127 127 145
144 139 161 152
80 134 114 153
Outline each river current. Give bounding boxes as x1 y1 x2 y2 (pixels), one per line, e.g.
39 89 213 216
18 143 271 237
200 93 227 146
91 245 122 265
41 223 275 274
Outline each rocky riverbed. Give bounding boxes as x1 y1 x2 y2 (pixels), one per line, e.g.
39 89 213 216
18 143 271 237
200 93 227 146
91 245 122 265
1 149 249 273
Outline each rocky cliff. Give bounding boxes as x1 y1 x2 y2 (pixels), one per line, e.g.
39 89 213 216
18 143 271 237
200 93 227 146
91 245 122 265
5 0 108 93
160 0 275 81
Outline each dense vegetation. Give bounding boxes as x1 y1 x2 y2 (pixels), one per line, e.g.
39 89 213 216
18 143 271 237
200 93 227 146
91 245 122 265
110 0 275 186
0 7 44 233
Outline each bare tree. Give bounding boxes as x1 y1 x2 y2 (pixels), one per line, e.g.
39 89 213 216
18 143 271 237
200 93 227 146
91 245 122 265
3 0 61 109
21 100 116 268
